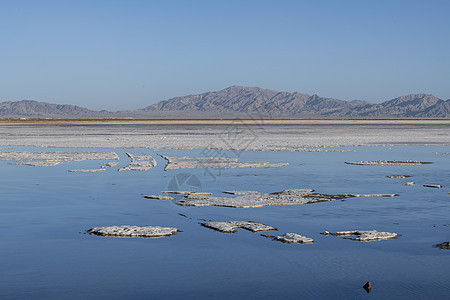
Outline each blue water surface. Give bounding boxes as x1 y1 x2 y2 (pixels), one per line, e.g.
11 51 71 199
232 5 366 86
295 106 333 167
0 145 449 299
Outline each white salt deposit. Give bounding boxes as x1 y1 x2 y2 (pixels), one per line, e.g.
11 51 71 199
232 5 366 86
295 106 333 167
144 195 174 200
223 191 261 195
159 154 288 171
273 233 314 244
2 124 448 150
118 152 156 171
423 184 443 188
68 169 106 172
200 221 277 233
177 189 397 208
323 230 398 241
346 160 432 166
88 225 178 238
0 151 118 167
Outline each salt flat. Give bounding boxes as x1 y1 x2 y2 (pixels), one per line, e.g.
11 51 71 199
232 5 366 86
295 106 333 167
0 123 449 150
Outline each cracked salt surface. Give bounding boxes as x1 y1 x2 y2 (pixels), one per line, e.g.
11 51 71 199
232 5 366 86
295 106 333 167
262 233 314 244
159 154 288 171
88 225 178 238
200 221 277 233
2 124 449 150
223 191 261 195
321 230 398 241
118 152 156 171
68 169 106 172
0 151 119 166
345 160 432 166
176 189 397 208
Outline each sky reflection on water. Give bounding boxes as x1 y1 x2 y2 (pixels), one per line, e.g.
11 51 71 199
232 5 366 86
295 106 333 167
0 145 449 299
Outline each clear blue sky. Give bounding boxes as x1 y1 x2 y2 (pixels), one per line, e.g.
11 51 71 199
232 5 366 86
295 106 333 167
1 0 449 110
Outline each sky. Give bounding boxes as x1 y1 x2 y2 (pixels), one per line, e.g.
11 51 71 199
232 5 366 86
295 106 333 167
1 0 449 110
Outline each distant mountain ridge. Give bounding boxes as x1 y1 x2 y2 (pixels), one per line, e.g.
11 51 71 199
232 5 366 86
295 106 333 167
0 100 111 118
1 86 449 118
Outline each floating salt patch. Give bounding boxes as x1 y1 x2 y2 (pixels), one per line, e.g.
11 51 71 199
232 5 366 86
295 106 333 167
223 191 261 195
200 221 277 233
271 233 314 244
403 182 415 186
0 151 118 167
345 160 432 166
104 161 118 167
159 154 288 171
11 161 61 167
144 195 174 200
387 175 411 178
322 230 398 241
118 152 156 171
433 242 450 250
162 191 192 195
184 194 210 200
188 192 213 196
68 169 106 172
423 184 443 188
87 225 178 238
177 189 397 208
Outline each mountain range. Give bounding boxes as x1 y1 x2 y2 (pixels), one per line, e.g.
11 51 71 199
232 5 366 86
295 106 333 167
1 86 449 118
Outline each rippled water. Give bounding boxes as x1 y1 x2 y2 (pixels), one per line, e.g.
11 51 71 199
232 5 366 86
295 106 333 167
0 145 449 299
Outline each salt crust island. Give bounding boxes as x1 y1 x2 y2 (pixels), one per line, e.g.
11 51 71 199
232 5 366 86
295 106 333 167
345 160 432 166
144 195 175 200
423 184 443 188
321 230 398 241
88 225 178 238
262 233 315 244
433 242 450 250
159 154 288 171
118 152 157 171
175 189 398 208
200 221 277 233
0 151 119 167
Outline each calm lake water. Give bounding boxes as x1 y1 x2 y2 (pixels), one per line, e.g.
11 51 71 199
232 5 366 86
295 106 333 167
0 145 449 299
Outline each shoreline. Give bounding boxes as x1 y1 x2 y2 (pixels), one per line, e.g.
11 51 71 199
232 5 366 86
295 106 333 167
1 118 450 125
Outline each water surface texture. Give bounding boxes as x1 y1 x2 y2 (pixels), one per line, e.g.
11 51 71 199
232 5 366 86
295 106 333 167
0 145 449 299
